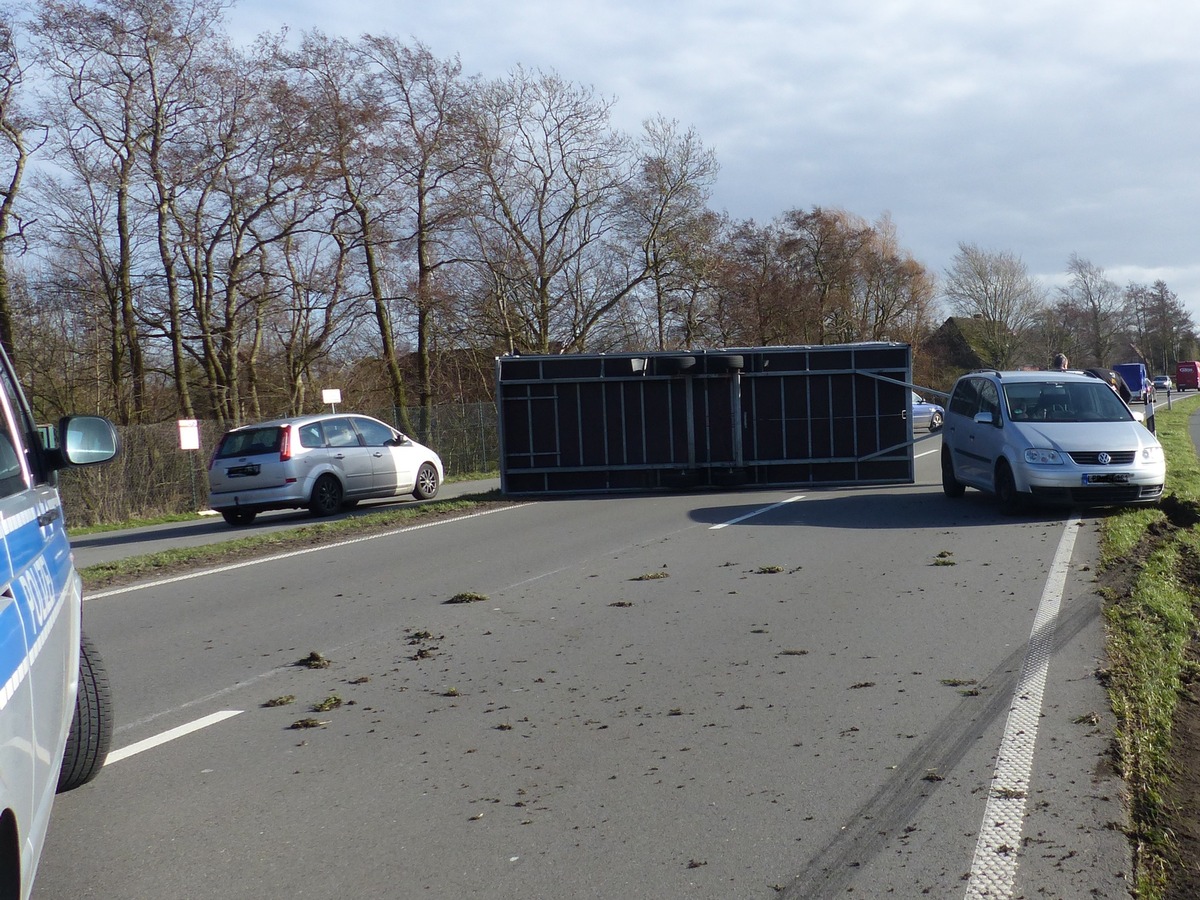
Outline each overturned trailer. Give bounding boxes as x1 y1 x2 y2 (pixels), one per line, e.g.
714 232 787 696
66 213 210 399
495 342 916 495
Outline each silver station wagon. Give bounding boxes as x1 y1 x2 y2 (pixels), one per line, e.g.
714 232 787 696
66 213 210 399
207 413 443 526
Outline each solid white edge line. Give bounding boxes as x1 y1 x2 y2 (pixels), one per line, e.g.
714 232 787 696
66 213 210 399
86 503 530 600
710 494 805 529
105 709 243 766
964 515 1080 900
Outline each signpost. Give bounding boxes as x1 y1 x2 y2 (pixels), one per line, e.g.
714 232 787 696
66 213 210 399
178 419 201 508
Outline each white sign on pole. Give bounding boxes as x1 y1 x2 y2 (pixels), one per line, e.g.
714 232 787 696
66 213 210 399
178 419 200 451
322 388 342 410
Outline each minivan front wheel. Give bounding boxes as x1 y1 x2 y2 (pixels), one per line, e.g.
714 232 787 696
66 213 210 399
995 461 1025 515
309 474 343 516
942 448 965 498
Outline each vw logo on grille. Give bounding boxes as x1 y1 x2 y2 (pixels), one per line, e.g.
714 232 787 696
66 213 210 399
1098 452 1111 465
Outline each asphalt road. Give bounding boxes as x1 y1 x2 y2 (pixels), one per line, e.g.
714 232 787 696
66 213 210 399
37 435 1132 899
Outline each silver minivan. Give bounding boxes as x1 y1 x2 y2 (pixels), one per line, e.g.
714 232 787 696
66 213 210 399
207 413 444 526
0 344 119 898
941 370 1165 512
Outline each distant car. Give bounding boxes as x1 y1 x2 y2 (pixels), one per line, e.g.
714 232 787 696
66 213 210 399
941 370 1164 512
1153 375 1172 392
208 413 444 526
910 391 944 431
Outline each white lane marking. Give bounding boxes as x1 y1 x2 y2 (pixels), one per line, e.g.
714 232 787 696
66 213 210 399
915 446 940 459
964 515 1080 899
86 504 529 600
106 709 243 766
710 494 805 529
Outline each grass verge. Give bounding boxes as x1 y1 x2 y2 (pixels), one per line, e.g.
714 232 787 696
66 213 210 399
68 470 501 536
80 493 505 590
1100 396 1200 899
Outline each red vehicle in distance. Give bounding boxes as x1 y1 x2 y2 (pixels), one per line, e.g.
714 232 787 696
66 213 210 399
1175 361 1199 392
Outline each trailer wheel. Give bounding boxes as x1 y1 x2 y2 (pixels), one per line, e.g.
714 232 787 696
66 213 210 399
658 355 696 374
706 354 744 372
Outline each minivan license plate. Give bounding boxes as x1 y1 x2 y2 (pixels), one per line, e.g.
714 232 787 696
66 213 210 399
1083 472 1130 485
227 464 261 477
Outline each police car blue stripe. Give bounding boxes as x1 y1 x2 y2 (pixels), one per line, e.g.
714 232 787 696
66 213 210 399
0 498 71 711
0 581 69 713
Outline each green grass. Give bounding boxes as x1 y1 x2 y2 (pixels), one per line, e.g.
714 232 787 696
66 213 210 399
80 493 501 588
69 511 213 536
1100 395 1200 898
68 470 500 536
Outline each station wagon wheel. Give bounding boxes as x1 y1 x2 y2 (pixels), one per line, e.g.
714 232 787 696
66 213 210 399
413 462 440 500
309 474 343 516
220 508 257 526
57 632 113 792
929 410 943 431
941 447 965 498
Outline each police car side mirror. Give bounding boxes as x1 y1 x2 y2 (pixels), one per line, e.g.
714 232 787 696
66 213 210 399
50 415 120 469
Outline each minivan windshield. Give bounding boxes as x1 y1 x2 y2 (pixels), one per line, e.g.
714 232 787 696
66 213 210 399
1003 380 1134 423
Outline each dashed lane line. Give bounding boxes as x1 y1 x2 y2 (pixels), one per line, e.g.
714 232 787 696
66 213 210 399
106 709 244 766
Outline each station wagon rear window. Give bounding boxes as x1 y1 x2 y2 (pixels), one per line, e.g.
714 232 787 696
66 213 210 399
215 426 283 459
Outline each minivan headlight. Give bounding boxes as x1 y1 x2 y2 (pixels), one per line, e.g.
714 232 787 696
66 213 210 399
1024 448 1063 465
1141 446 1163 462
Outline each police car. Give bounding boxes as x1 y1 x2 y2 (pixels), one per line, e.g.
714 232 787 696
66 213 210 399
0 344 118 898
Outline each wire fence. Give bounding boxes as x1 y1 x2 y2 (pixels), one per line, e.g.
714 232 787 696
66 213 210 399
57 402 500 527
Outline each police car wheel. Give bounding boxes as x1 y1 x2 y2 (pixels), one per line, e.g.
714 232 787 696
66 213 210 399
57 632 114 793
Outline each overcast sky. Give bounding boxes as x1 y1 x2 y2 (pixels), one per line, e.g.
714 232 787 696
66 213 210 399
228 0 1200 319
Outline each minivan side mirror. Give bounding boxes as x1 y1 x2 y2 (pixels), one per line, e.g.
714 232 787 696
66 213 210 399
973 411 996 427
52 415 120 469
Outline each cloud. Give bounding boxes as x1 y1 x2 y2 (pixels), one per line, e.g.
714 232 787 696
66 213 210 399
226 0 1200 315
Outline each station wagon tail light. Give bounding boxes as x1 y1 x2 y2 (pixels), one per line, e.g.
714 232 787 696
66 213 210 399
280 426 293 462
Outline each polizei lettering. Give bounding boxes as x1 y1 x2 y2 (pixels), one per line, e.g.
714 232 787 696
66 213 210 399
19 555 58 631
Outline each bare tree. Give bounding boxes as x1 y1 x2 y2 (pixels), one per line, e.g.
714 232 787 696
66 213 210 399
942 242 1046 368
777 207 873 344
0 10 39 357
273 31 414 427
857 214 936 345
1124 280 1196 374
361 36 474 440
31 0 190 422
133 0 231 419
1053 253 1124 366
464 67 639 354
167 37 322 427
624 115 719 350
